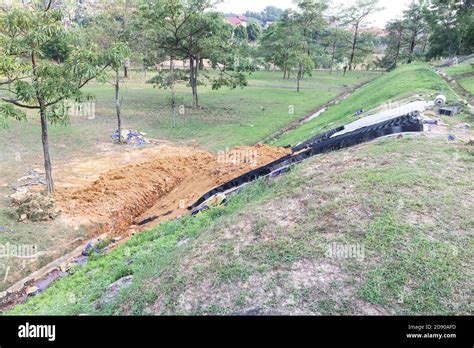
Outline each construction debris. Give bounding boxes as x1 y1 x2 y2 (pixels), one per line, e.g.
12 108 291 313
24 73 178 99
439 106 459 117
435 94 447 107
421 115 438 125
111 129 148 146
10 193 59 222
13 169 46 192
457 123 470 129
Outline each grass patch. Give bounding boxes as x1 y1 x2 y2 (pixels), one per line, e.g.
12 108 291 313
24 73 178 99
444 59 474 77
458 76 474 94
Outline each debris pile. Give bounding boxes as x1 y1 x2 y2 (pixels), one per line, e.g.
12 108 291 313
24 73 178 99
10 192 59 222
111 129 148 146
13 169 46 193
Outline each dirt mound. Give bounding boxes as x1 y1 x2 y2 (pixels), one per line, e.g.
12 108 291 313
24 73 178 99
56 144 290 236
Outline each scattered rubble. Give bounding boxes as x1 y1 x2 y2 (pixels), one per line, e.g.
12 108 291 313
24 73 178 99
112 129 148 146
10 192 59 222
13 168 46 193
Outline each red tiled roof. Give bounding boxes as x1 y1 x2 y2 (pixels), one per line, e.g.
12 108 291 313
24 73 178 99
227 17 242 26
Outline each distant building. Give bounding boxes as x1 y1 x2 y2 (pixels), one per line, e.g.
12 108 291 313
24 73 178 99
265 21 274 29
226 15 248 27
358 27 388 37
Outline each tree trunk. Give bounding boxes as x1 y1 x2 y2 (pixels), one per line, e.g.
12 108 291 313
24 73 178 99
170 56 177 128
349 23 359 71
190 57 199 108
124 65 128 79
40 107 54 195
408 33 416 64
199 57 204 70
297 65 302 92
32 51 54 195
115 69 122 143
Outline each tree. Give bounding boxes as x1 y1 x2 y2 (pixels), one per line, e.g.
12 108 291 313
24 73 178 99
292 0 328 91
246 20 261 41
0 2 117 195
245 6 284 24
380 19 405 70
140 0 251 108
403 1 429 64
234 25 248 41
83 1 132 143
341 0 382 71
259 16 296 79
323 16 351 73
424 0 474 59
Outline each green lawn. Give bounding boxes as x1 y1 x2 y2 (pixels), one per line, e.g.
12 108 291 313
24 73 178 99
9 134 472 315
273 64 458 147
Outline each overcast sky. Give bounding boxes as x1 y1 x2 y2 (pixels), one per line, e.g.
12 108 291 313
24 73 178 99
215 0 413 28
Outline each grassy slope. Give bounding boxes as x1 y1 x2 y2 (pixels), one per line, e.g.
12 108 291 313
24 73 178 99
458 76 474 94
0 70 376 292
444 58 474 77
273 64 458 147
8 134 473 315
8 64 473 316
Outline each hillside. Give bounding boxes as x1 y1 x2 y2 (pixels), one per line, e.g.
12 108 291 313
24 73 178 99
8 133 473 315
7 63 473 316
273 64 460 147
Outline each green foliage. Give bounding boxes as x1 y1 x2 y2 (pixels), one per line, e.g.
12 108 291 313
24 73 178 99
0 5 122 119
425 0 474 59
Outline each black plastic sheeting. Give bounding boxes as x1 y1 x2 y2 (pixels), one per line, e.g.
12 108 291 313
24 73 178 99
292 126 345 152
189 112 423 212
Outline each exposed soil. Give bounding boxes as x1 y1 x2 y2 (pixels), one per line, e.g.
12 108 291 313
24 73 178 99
55 144 291 237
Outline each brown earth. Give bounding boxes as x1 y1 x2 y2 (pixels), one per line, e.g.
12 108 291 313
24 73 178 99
55 144 291 237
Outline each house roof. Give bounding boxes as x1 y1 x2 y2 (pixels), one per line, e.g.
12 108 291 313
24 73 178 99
226 16 248 26
227 17 242 26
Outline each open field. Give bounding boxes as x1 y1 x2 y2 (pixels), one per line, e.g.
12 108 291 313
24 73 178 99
0 69 378 292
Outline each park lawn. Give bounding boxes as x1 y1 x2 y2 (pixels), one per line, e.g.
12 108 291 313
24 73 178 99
8 134 473 315
82 69 377 151
0 69 377 292
273 64 458 147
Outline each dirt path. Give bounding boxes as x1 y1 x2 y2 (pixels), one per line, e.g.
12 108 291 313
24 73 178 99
55 144 291 237
260 79 377 144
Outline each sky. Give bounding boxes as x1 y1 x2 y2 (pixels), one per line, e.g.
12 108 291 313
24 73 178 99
215 0 413 28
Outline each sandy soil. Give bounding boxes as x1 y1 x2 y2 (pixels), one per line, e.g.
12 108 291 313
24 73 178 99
54 144 291 237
